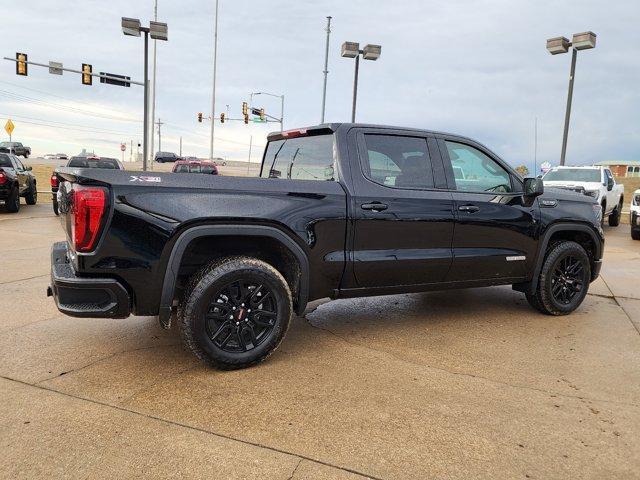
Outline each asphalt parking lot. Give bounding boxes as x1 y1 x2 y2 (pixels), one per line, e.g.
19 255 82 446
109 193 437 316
1 203 639 479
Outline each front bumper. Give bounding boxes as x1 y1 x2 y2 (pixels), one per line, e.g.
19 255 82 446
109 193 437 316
48 241 130 318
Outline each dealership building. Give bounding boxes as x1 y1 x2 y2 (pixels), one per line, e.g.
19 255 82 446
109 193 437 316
594 160 640 178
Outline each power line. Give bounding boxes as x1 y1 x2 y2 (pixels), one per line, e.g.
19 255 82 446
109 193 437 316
0 112 140 135
0 89 141 123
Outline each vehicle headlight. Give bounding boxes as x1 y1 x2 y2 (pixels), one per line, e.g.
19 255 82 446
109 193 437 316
585 190 599 199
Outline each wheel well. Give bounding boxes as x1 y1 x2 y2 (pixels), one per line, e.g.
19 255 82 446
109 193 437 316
175 235 302 307
546 230 597 266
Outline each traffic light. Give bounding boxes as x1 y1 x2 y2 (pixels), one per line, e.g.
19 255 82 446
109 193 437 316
220 112 225 124
242 102 248 116
243 113 249 124
82 63 92 85
197 112 203 123
16 53 27 76
259 108 265 121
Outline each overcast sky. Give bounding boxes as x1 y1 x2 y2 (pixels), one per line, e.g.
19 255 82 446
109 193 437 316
1 0 638 171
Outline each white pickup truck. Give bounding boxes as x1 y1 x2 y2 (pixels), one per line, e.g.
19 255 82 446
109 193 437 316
542 166 624 227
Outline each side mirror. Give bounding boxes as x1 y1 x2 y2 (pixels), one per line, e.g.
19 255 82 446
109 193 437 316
26 166 32 171
607 178 614 191
524 177 544 198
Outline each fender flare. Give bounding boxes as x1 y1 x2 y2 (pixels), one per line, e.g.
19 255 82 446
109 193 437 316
158 224 310 326
527 222 603 294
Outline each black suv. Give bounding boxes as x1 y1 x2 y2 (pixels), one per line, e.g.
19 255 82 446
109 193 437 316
49 123 604 369
154 151 180 163
0 153 37 212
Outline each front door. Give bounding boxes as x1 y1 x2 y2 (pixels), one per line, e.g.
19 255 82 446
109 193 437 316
349 129 455 288
438 138 539 282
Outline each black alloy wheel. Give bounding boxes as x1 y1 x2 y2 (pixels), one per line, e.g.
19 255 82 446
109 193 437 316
550 255 585 305
205 280 278 353
179 256 293 369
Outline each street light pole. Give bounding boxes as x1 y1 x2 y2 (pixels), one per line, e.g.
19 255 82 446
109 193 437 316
251 91 284 131
149 0 158 170
341 42 381 123
143 30 149 171
351 54 359 123
209 0 219 160
546 31 596 166
122 17 168 171
320 16 332 123
560 48 577 166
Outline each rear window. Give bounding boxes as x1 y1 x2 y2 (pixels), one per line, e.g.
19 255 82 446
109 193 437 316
68 158 120 169
0 154 12 168
543 168 601 182
175 164 217 174
260 135 334 181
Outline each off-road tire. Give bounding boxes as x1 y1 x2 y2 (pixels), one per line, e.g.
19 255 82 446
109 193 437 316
52 198 59 216
632 228 640 241
5 186 20 213
526 241 591 316
178 256 293 370
25 182 37 205
608 200 622 227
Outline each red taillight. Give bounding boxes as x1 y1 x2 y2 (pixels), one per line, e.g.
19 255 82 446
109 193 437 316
281 129 307 138
0 171 6 185
72 186 108 252
50 174 59 187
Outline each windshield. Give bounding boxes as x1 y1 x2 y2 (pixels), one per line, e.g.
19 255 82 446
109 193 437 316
0 154 13 167
68 157 120 169
543 168 601 183
0 142 16 147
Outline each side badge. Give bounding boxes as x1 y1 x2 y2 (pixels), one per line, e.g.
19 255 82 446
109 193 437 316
540 199 558 208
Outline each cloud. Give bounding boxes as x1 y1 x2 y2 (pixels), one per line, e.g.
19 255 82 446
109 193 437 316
0 0 637 171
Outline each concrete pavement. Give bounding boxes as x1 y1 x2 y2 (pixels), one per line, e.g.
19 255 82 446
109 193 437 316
1 203 639 479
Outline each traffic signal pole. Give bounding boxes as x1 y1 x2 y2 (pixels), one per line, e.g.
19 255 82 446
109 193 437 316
143 30 149 171
209 0 219 160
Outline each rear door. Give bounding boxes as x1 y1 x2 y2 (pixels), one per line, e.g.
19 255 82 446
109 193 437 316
348 128 455 288
439 138 539 282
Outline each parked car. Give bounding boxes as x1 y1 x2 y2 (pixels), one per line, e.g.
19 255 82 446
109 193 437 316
44 153 68 160
0 141 31 158
542 166 624 226
172 160 219 175
155 151 180 163
49 123 604 370
0 153 37 212
51 156 123 215
631 189 640 240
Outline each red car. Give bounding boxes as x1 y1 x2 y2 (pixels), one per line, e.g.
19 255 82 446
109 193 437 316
171 160 219 175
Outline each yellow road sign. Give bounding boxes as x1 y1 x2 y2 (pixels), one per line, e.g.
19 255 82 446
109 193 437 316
5 119 14 136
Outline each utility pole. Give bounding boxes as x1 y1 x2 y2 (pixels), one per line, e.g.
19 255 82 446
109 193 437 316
149 0 158 168
130 140 133 162
534 117 538 174
209 0 219 160
179 136 182 156
320 16 332 123
156 118 163 153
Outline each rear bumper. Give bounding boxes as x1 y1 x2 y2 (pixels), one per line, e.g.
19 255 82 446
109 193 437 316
48 241 130 318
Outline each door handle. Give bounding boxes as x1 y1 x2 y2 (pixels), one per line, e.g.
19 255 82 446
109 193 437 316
458 205 480 213
361 202 388 212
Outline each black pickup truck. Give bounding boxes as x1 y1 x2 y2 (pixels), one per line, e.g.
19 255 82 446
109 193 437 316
49 123 604 369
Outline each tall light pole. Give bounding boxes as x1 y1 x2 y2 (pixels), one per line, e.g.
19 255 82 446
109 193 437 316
341 42 381 122
546 31 596 166
209 0 219 160
122 17 168 171
250 91 285 131
320 16 332 123
149 0 158 170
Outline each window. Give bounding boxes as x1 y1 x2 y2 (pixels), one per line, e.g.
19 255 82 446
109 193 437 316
0 154 12 168
444 141 512 193
261 134 334 181
362 135 434 189
543 168 601 183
